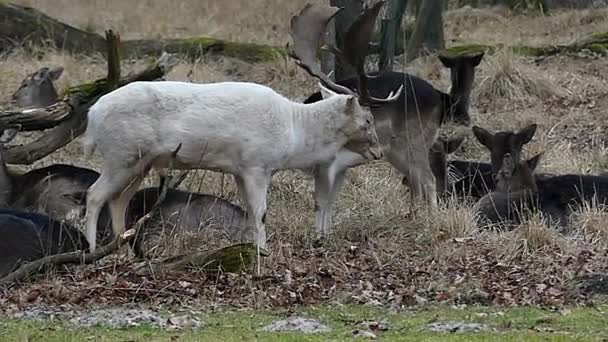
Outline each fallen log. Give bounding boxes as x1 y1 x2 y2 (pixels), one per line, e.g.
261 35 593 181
0 3 284 63
0 30 179 165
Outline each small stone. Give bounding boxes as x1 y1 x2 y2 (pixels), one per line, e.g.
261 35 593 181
352 330 377 339
358 320 391 331
426 321 489 333
260 317 331 334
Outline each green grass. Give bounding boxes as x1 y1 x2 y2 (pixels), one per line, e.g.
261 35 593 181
1 304 607 341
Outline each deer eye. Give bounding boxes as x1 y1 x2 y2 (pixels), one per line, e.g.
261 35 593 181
366 119 371 125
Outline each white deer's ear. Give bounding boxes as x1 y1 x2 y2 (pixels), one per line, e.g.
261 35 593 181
319 82 338 99
344 95 356 115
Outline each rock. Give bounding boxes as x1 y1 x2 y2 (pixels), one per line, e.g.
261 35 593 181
352 329 377 339
358 320 391 331
70 308 163 328
164 314 204 331
260 317 332 334
426 321 489 333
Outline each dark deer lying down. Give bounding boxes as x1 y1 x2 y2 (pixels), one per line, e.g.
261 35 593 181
11 66 64 109
125 186 249 258
0 208 88 277
0 127 113 243
476 153 608 227
402 136 494 199
298 2 483 232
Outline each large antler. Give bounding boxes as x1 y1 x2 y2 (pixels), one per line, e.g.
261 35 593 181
288 1 403 106
287 4 357 97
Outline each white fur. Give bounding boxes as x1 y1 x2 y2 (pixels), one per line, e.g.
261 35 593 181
82 80 381 252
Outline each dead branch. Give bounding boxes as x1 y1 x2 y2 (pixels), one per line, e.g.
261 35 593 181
0 229 136 287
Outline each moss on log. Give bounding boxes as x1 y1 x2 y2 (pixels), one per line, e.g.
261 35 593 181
136 243 269 276
444 31 608 57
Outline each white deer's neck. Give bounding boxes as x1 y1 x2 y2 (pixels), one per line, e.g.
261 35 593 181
284 100 350 168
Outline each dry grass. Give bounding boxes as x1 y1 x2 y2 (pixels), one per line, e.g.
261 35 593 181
474 49 570 103
493 214 567 260
1 2 608 278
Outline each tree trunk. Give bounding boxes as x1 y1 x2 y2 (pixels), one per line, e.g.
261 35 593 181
0 3 284 63
379 0 408 72
406 0 445 61
329 0 364 81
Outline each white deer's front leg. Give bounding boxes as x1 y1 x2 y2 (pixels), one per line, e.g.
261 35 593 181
237 170 271 251
313 163 347 235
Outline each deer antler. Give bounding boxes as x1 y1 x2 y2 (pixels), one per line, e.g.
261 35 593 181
288 4 357 97
288 1 403 106
343 1 402 105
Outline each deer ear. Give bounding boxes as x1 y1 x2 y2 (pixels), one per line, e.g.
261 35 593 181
516 123 537 145
446 136 465 154
0 126 20 144
470 52 485 67
48 66 64 81
503 153 514 170
472 126 493 150
344 95 357 115
527 153 543 171
32 67 50 85
438 54 456 68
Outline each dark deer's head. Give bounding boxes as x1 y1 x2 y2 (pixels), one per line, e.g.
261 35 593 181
472 123 537 180
438 52 484 126
495 152 543 193
12 66 64 109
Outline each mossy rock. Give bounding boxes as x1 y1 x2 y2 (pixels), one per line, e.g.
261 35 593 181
187 243 268 273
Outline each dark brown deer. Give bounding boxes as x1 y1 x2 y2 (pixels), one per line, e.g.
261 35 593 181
297 2 483 233
0 208 88 277
475 152 608 228
125 186 249 258
0 126 112 243
11 66 64 109
402 136 495 199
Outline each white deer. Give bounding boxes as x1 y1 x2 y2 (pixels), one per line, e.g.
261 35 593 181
82 15 403 253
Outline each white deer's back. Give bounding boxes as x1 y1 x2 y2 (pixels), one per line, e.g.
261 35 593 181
85 81 343 173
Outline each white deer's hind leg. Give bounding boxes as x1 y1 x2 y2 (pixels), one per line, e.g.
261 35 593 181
108 174 144 239
313 164 346 235
85 158 153 253
237 170 271 251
